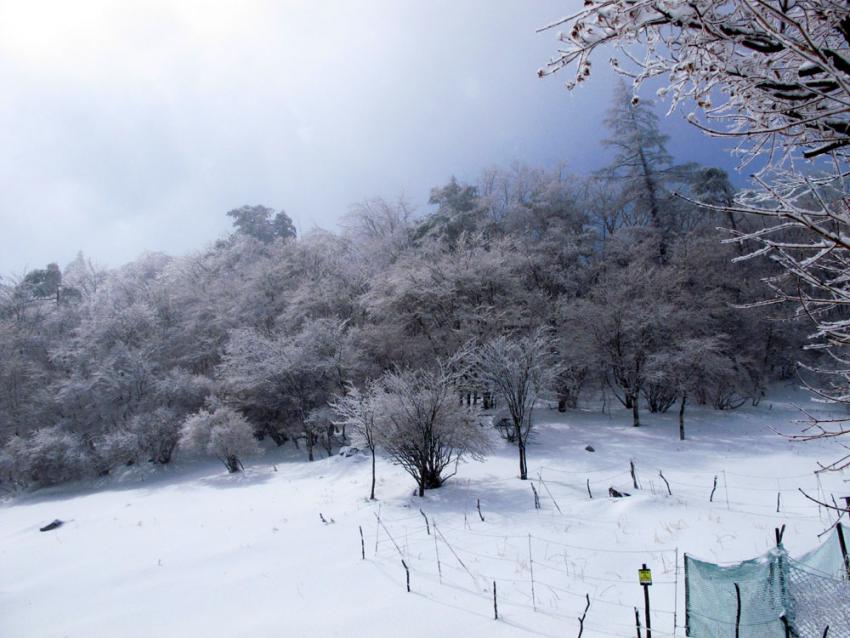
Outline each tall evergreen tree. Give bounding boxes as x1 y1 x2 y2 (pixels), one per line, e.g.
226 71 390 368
599 82 694 260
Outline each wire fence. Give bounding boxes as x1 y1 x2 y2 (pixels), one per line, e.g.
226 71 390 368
357 462 849 637
535 463 845 525
368 509 680 638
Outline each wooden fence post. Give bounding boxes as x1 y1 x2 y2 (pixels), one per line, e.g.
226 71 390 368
528 533 537 611
577 594 590 638
659 470 672 496
401 559 410 592
734 582 741 638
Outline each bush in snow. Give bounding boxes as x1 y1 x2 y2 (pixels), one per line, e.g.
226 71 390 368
129 407 182 465
2 427 91 487
305 406 338 458
0 444 20 490
491 410 517 444
372 365 489 497
179 405 261 473
95 429 142 473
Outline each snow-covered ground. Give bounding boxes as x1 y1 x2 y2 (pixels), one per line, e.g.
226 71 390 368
2 385 848 638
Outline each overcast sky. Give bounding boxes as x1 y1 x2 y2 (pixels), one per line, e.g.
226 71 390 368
0 0 737 275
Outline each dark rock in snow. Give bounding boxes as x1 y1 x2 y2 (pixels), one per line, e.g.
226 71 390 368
39 519 64 532
585 445 595 452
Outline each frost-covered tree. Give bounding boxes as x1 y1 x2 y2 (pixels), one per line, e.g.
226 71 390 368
371 365 488 497
644 336 749 439
330 383 382 499
539 0 850 163
567 263 674 427
179 404 260 473
219 319 351 459
281 230 367 329
552 313 595 411
304 405 338 458
129 407 183 465
1 427 90 487
343 197 414 268
469 330 560 480
600 83 698 260
363 232 538 368
95 429 142 473
63 252 104 299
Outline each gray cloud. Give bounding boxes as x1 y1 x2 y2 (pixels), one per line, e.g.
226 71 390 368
0 0 735 275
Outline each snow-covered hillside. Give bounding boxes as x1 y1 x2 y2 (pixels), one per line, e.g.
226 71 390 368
2 386 847 638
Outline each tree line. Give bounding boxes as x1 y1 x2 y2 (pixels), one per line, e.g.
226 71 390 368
0 88 806 494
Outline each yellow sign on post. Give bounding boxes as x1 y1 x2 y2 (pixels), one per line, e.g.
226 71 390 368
638 568 653 586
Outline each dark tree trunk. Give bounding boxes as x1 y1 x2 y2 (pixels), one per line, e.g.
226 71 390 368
420 465 443 491
632 395 640 427
324 424 335 457
225 455 241 473
679 393 687 441
370 448 376 500
518 437 528 480
157 447 174 465
636 142 667 263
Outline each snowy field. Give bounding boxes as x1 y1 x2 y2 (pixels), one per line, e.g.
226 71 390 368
2 385 848 638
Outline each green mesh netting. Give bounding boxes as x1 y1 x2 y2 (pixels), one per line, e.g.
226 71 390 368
788 556 850 637
795 531 846 580
686 526 850 637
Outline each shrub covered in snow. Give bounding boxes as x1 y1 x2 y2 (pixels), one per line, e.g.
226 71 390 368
372 366 489 497
130 407 182 465
95 429 142 473
1 427 91 487
179 405 261 473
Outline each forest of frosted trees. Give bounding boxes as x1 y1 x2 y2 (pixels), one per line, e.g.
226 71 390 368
0 88 808 491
